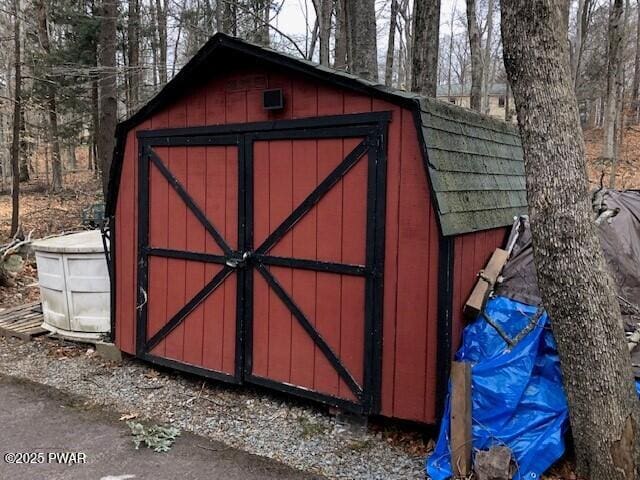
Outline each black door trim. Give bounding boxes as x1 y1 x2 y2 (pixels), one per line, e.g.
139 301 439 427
137 111 390 413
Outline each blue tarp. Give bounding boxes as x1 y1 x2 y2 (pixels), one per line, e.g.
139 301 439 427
426 295 640 480
426 296 569 480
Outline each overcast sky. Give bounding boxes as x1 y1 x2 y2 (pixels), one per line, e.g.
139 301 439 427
272 0 465 54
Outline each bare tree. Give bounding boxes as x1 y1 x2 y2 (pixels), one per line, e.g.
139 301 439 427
481 0 495 113
155 0 167 84
602 0 625 161
385 0 399 86
500 0 640 478
466 0 483 111
445 4 457 97
97 0 117 195
36 0 63 192
572 0 592 90
411 0 441 96
334 0 348 69
10 0 21 237
312 0 332 66
346 0 378 81
127 0 140 113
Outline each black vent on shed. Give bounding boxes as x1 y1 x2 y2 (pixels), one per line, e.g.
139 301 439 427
263 88 284 110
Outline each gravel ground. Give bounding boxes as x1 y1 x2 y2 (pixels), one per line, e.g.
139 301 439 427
0 335 430 479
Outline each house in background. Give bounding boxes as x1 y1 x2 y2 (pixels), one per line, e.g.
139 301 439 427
437 83 514 122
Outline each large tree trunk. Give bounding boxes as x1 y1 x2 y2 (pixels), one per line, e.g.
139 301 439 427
602 0 625 161
345 0 378 81
334 0 348 69
384 0 399 86
500 1 640 478
36 0 62 192
127 0 140 114
411 0 440 96
98 0 117 196
10 0 21 237
466 0 483 111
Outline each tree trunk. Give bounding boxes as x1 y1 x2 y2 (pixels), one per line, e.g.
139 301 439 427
632 0 640 122
308 18 319 60
98 0 118 196
92 76 99 172
602 0 625 161
411 0 440 96
399 0 412 87
572 0 591 90
345 0 378 81
10 0 21 237
482 0 495 113
610 0 630 189
148 0 159 87
500 1 640 478
155 0 167 84
384 0 399 86
127 0 140 114
18 103 29 182
260 0 270 46
504 81 511 122
334 0 348 69
312 0 332 66
466 0 483 111
223 0 237 35
36 0 63 192
446 4 456 97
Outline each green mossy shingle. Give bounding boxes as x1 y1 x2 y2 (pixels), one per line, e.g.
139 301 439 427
419 97 527 236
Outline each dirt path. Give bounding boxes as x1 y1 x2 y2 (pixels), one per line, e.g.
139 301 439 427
0 376 321 480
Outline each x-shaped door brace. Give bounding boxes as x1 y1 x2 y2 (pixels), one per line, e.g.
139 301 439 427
141 134 378 401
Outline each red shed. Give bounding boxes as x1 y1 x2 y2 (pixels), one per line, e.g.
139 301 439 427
105 34 526 424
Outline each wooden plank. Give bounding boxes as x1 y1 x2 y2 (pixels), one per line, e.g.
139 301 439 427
463 248 509 318
393 108 432 421
183 145 207 367
290 138 318 391
338 136 367 400
376 100 401 418
0 321 47 341
267 139 293 383
164 130 188 361
450 361 472 478
0 312 42 326
314 137 344 399
0 302 39 317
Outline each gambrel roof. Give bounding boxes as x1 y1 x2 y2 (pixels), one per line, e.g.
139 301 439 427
107 33 527 236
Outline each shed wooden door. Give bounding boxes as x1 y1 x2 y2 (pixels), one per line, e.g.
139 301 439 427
136 113 388 412
138 140 242 382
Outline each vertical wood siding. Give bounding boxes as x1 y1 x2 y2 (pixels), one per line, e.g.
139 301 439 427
115 65 443 423
451 228 508 353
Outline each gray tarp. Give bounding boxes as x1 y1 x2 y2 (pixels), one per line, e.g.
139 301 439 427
496 189 640 378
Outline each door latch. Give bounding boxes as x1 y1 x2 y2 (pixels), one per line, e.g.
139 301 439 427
225 251 251 269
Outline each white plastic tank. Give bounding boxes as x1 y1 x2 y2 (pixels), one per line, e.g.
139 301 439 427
32 230 110 341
